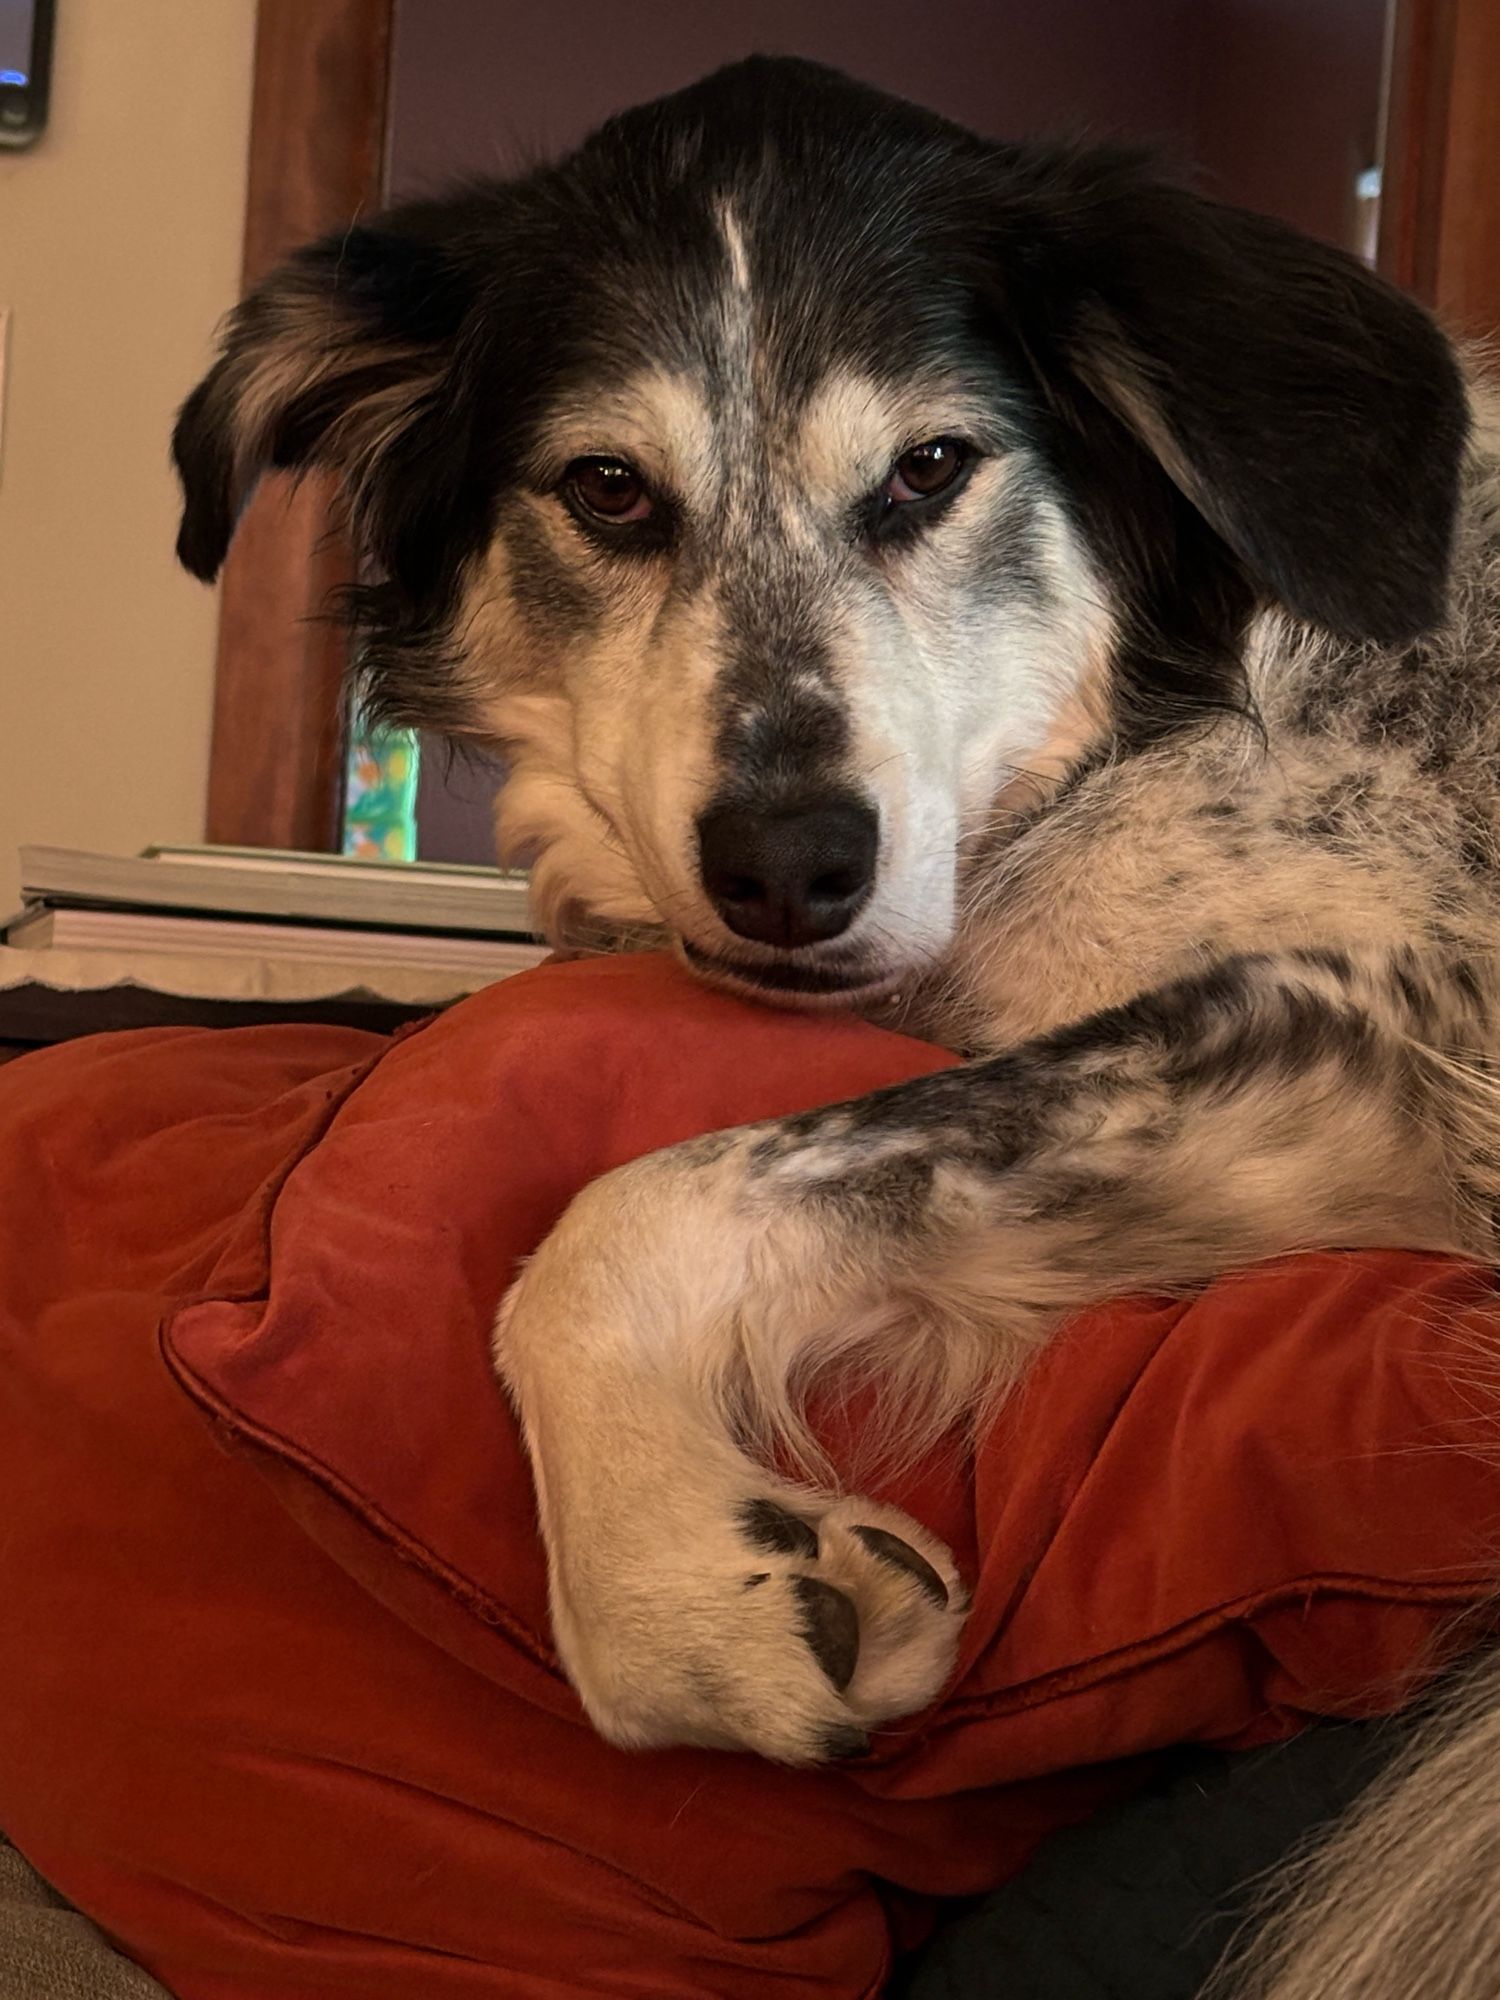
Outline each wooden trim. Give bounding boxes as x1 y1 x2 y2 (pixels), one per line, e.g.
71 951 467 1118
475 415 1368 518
1434 0 1500 339
1377 0 1455 302
1380 0 1500 338
204 0 394 852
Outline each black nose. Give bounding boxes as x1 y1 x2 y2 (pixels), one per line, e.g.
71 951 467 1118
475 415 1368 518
697 798 878 949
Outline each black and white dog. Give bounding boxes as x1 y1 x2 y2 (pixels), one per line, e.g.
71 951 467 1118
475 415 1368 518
174 60 1498 1776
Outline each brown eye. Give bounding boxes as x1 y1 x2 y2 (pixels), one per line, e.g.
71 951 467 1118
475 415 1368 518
564 456 652 523
884 438 970 504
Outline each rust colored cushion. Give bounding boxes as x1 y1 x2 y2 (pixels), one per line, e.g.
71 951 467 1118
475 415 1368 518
1 954 1497 1999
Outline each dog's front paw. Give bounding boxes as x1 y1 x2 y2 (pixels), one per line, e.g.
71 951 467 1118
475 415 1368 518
494 1147 966 1763
552 1468 965 1764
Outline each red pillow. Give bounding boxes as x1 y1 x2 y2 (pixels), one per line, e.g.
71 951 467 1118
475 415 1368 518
1 953 1496 1999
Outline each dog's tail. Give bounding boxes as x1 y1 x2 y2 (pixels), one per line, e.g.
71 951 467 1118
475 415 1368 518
1224 1646 1500 1999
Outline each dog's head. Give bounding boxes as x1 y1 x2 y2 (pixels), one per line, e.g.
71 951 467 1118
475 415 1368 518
175 57 1468 1006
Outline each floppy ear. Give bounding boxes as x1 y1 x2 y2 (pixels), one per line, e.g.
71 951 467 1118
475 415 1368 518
995 154 1471 645
172 213 482 583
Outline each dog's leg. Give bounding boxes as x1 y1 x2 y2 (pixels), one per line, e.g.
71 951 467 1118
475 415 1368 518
496 947 1483 1763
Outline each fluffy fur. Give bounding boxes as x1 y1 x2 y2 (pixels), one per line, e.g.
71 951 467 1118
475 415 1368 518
175 54 1500 1989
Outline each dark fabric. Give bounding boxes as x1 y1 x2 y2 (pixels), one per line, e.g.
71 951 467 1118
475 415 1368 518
899 1720 1409 1998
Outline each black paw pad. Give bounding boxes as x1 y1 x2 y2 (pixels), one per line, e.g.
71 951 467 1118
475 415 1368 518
851 1525 949 1606
740 1498 819 1560
791 1575 860 1691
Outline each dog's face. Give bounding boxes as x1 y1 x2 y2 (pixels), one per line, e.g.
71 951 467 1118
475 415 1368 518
462 237 1115 1006
174 59 1467 1006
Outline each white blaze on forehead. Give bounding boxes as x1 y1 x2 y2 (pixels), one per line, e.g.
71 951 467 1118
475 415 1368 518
710 201 759 512
718 202 752 294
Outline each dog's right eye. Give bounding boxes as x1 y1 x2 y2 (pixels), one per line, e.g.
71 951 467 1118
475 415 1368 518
562 457 653 524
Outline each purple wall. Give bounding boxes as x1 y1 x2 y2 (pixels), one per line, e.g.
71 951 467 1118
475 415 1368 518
391 0 1388 863
388 0 1202 201
1193 0 1387 251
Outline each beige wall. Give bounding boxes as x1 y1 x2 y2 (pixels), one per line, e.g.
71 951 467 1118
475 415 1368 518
0 0 255 913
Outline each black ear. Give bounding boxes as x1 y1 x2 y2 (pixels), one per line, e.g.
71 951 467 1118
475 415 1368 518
172 212 482 581
993 153 1470 645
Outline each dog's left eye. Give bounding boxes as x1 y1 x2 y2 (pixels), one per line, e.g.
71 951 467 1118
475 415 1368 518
563 457 654 524
883 438 970 505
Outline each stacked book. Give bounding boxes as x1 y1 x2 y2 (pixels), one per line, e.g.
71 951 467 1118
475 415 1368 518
1 844 547 1045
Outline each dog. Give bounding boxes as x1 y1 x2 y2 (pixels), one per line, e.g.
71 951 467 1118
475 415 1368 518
173 50 1500 1848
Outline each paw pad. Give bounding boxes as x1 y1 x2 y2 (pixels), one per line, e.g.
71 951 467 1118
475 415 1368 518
851 1523 950 1606
740 1498 819 1558
790 1575 860 1690
733 1493 959 1711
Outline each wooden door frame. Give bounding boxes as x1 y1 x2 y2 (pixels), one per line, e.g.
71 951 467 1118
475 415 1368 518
203 0 1500 853
202 0 394 851
1379 0 1500 335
